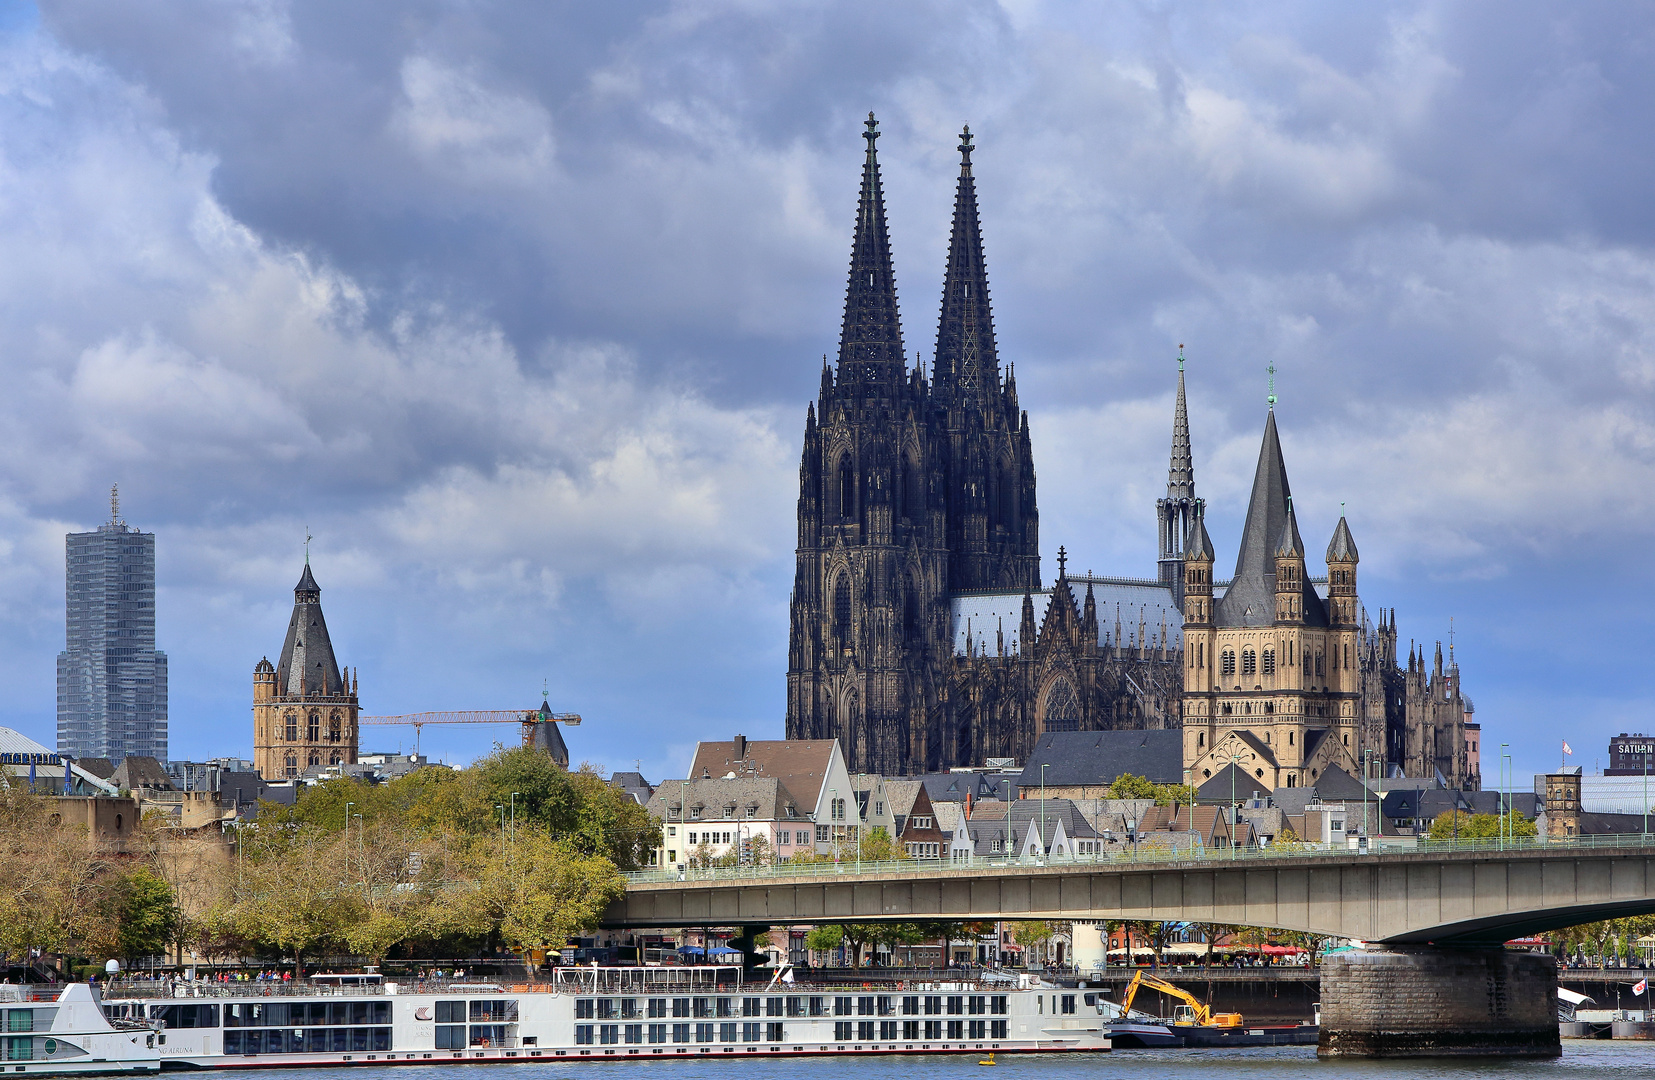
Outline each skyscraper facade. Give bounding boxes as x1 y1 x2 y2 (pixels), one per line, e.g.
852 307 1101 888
57 489 168 763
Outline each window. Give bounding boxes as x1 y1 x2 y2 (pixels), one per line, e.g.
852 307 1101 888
575 1026 594 1045
1262 648 1275 675
969 996 986 1015
672 999 690 1019
672 1024 689 1044
857 997 874 1016
833 575 852 652
307 713 320 741
991 1019 1008 1039
768 1023 785 1043
969 1019 986 1039
284 712 298 741
797 830 811 845
834 1022 853 1041
903 1020 920 1040
647 1000 667 1019
694 1023 714 1043
857 1021 875 1041
329 715 342 742
742 1022 762 1043
947 1020 964 1039
924 1020 942 1039
1316 651 1325 677
880 1021 897 1040
719 1022 737 1043
1242 649 1256 676
648 1024 667 1044
1221 650 1236 676
990 996 1008 1015
838 457 856 521
1061 995 1076 1015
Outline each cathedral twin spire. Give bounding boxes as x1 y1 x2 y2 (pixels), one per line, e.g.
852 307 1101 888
835 114 907 397
933 125 1003 411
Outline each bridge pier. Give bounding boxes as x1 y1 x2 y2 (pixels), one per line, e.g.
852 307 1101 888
1318 946 1559 1058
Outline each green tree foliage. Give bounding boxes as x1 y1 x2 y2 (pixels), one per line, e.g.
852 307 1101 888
109 868 178 963
1011 920 1057 949
1107 774 1197 806
804 924 843 958
1427 811 1537 840
463 829 624 956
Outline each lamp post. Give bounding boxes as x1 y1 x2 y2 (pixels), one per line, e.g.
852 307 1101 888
1040 764 1049 865
1229 750 1240 860
352 814 364 897
1362 748 1372 852
1500 744 1510 850
510 791 520 843
497 805 506 862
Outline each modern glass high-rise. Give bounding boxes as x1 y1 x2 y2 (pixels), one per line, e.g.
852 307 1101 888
56 489 167 762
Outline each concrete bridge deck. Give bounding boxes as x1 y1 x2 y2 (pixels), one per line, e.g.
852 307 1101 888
604 837 1655 944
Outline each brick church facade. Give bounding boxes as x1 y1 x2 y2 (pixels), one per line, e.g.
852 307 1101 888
785 117 1478 788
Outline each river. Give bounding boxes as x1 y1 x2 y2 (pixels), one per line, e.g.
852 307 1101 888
210 1042 1655 1078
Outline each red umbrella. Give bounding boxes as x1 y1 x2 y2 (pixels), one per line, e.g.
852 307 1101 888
1260 945 1303 956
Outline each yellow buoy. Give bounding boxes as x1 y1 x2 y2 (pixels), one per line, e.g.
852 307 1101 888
978 1053 996 1065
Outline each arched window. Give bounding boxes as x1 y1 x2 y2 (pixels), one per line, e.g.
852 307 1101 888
308 751 320 768
838 458 856 521
1197 732 1205 748
1288 730 1294 745
1303 651 1312 676
1316 651 1325 677
1262 648 1275 675
1221 649 1236 676
284 711 298 741
833 574 852 652
1242 648 1256 676
1042 678 1081 733
307 712 320 741
284 754 297 779
330 752 341 766
1000 465 1016 527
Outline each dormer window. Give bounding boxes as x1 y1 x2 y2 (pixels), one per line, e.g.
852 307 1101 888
690 806 701 819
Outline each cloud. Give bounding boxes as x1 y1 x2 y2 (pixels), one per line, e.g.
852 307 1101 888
7 0 1655 780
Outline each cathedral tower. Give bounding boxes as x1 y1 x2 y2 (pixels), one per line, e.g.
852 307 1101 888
785 115 949 775
932 126 1039 594
253 562 359 780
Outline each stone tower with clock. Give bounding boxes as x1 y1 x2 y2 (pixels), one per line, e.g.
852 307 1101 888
253 562 360 780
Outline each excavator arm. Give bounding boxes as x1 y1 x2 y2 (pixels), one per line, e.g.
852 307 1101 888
1117 970 1243 1028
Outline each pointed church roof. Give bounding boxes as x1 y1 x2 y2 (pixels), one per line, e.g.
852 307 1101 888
1185 499 1214 562
1166 360 1193 501
1275 496 1305 558
276 563 344 698
1326 515 1359 562
1215 410 1326 627
933 125 1000 410
835 113 905 395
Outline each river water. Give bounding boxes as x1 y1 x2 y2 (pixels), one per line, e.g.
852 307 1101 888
214 1042 1655 1079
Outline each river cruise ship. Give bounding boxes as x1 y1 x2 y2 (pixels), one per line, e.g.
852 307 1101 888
98 967 1108 1069
0 983 162 1075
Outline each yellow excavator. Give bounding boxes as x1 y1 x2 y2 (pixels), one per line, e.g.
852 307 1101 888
1118 970 1244 1029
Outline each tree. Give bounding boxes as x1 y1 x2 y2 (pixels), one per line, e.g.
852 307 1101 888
1189 923 1235 968
1107 775 1197 807
804 924 843 965
1427 811 1537 841
857 826 906 863
110 868 177 965
917 921 968 968
1126 921 1182 967
463 828 624 959
1012 920 1056 963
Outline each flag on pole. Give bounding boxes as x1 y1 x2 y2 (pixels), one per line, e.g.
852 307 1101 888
1634 978 1647 997
1563 741 1573 755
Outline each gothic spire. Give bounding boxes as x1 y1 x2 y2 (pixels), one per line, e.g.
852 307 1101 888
1167 349 1193 501
835 113 905 396
933 124 1000 409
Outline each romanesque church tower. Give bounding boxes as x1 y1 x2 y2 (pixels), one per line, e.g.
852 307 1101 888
253 562 360 779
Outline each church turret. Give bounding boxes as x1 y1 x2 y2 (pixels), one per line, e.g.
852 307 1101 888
1182 499 1214 627
1215 405 1326 629
1273 497 1307 625
1325 513 1359 627
1157 349 1196 602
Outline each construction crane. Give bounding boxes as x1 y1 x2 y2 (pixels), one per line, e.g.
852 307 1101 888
359 700 581 759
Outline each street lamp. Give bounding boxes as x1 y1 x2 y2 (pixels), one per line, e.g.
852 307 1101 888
1500 744 1510 850
1362 748 1372 852
1040 763 1049 865
497 805 506 862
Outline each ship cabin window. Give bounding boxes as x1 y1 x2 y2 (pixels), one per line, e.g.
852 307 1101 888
672 999 690 1018
647 999 667 1019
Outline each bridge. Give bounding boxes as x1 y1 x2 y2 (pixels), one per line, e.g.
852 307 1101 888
605 837 1655 943
605 837 1655 1058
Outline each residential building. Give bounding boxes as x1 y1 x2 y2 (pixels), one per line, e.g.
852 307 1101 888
885 780 947 858
665 736 862 864
644 776 806 868
57 490 167 763
252 562 360 780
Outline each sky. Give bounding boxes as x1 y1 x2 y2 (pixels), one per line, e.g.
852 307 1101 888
1 0 1652 784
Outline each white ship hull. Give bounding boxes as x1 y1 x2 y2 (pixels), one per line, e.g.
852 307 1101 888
102 971 1108 1069
0 984 161 1076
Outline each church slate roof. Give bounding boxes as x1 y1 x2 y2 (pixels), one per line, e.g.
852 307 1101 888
1214 410 1327 628
1326 515 1359 562
275 564 344 697
951 582 1183 655
1020 730 1184 787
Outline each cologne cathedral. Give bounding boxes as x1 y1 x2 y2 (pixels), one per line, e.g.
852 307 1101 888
784 116 1477 788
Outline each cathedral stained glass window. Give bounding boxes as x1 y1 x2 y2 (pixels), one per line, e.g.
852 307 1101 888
1042 679 1080 732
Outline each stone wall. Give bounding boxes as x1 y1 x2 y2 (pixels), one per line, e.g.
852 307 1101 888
1319 947 1559 1057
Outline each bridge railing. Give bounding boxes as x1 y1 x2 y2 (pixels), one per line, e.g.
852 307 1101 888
624 831 1655 885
